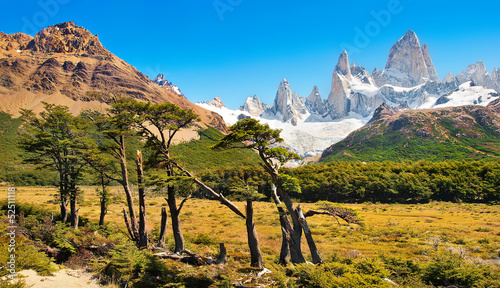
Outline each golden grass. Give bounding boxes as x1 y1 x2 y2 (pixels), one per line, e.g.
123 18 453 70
2 186 499 263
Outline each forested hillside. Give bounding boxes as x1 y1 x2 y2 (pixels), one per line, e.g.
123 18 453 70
320 103 500 163
0 112 259 185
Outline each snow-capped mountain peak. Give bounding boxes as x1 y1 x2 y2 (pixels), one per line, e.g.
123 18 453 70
373 29 438 87
239 94 269 117
153 73 183 96
199 96 226 109
265 79 309 126
434 81 499 108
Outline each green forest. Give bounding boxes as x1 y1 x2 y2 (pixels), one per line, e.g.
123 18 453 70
198 160 500 204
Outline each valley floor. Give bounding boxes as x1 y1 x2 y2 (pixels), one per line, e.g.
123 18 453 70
3 186 498 261
1 186 499 287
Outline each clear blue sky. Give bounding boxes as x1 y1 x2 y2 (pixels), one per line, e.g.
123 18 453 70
2 0 500 109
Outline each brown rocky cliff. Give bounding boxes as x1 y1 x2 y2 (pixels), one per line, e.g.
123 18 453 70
0 22 226 131
25 22 111 59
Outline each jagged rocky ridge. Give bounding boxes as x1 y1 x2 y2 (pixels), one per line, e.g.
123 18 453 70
238 30 500 126
153 74 184 96
0 22 226 131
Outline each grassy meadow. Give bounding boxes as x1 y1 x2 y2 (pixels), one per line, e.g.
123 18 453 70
6 186 500 261
1 186 499 287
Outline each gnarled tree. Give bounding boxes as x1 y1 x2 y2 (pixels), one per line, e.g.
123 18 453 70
123 100 245 253
213 118 323 264
84 99 143 245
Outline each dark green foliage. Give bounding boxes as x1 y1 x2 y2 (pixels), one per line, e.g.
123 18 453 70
381 255 422 279
82 108 144 185
18 103 93 227
277 174 301 195
0 112 23 173
212 118 301 170
199 161 500 203
0 111 57 185
289 161 500 203
421 252 500 288
269 252 500 288
0 235 58 277
0 203 59 276
270 260 392 288
0 279 29 288
212 118 283 151
95 239 147 285
197 166 271 200
0 113 255 185
171 127 260 174
94 240 227 288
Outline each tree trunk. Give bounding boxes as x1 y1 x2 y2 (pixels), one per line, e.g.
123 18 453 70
278 215 290 265
270 184 290 265
119 137 138 241
98 193 107 227
167 185 184 253
216 243 227 265
122 208 135 241
157 207 168 249
297 204 323 264
59 172 68 223
276 185 306 264
98 206 106 226
136 150 148 249
99 175 108 227
246 200 263 269
70 193 79 230
261 160 305 264
60 199 68 224
270 183 304 264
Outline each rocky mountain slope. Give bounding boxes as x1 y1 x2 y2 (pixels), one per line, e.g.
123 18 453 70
0 22 225 130
373 30 439 87
320 100 500 162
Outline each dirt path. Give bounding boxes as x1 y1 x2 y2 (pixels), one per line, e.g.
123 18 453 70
17 269 103 288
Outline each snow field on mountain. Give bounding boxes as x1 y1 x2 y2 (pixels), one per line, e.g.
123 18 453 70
196 103 369 157
433 82 499 109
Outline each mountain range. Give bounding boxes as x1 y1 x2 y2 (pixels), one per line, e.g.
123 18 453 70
238 30 500 123
1 22 499 163
199 30 500 159
0 21 225 130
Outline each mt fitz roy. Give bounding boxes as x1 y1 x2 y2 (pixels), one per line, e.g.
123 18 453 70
197 30 500 158
238 30 499 123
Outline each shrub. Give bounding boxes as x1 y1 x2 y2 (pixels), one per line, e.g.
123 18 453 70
269 261 392 288
0 279 29 288
0 235 58 277
421 251 499 287
192 233 218 246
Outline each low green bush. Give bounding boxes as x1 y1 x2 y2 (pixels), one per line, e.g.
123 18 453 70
0 235 59 277
422 252 500 288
